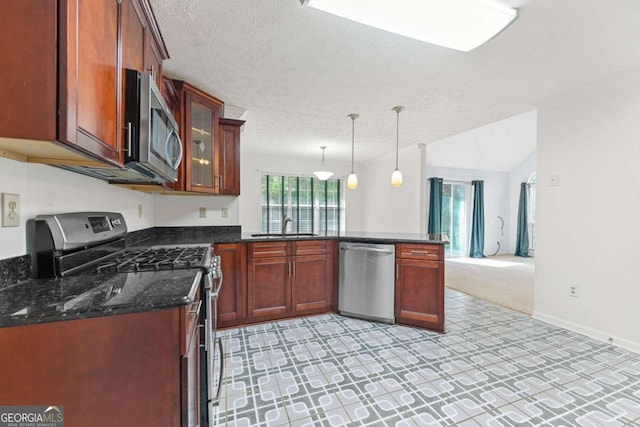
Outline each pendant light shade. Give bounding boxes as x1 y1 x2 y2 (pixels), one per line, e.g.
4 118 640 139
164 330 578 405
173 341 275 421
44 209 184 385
347 113 359 190
391 106 403 188
313 146 334 181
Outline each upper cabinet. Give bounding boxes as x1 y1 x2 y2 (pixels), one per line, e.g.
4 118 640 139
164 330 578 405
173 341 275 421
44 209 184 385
171 81 243 196
0 0 168 168
218 118 244 196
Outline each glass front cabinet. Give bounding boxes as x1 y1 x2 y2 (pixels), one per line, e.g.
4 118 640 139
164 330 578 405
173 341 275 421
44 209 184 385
173 80 224 194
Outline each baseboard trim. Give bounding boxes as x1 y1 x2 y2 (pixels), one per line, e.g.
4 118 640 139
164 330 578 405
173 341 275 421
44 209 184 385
532 310 640 355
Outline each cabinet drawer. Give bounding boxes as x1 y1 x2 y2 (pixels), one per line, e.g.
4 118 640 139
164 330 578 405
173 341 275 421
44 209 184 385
396 243 443 261
248 241 290 259
293 240 328 256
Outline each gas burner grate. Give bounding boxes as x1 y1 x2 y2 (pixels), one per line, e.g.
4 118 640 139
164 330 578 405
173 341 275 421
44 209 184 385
94 246 210 274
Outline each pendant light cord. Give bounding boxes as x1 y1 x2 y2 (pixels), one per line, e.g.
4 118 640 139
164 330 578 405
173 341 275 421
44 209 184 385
395 109 400 169
351 118 355 172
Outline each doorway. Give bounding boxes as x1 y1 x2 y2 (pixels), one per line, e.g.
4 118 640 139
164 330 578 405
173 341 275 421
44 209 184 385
441 182 470 258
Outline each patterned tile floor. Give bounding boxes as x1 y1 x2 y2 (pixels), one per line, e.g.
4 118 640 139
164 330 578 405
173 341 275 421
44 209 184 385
212 289 640 426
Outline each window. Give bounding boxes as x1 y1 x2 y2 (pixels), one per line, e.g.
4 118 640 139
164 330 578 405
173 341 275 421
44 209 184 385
527 172 536 251
441 182 470 258
261 175 344 233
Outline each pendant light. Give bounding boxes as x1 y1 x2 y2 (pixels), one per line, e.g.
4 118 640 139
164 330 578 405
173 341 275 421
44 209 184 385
347 113 359 190
391 106 404 187
313 146 334 181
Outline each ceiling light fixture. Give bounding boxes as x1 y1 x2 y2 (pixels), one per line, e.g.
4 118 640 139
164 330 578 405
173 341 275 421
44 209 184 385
300 0 517 52
391 106 403 188
313 146 334 181
347 114 359 190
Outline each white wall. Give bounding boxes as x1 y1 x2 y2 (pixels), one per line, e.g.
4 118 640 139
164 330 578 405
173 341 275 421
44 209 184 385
357 145 423 233
534 69 640 353
0 157 154 259
508 151 536 254
425 165 510 255
153 194 239 226
239 152 360 232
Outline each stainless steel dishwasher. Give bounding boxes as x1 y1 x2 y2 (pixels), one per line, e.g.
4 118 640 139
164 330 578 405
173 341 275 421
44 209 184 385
339 241 396 324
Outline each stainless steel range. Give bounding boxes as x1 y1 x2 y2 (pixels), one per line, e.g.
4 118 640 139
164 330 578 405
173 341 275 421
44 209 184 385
34 212 223 426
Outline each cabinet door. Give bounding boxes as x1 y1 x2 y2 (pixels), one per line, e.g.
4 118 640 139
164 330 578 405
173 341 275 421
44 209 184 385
247 257 291 321
218 119 243 195
395 259 444 332
217 243 247 328
186 95 219 193
181 301 201 427
292 254 330 314
59 0 122 166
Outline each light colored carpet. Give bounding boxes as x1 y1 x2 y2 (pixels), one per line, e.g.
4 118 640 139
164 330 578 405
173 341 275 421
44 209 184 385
445 254 534 314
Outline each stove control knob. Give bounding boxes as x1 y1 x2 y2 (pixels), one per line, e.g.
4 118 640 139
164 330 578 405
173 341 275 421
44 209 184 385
110 218 122 227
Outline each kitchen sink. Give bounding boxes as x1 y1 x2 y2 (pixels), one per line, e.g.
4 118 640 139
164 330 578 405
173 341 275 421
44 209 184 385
250 233 319 238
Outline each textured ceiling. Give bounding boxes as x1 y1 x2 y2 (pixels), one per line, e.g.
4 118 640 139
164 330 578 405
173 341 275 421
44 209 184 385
153 0 640 166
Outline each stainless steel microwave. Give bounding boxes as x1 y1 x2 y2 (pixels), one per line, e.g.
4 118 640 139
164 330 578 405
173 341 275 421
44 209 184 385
57 70 183 184
123 69 183 183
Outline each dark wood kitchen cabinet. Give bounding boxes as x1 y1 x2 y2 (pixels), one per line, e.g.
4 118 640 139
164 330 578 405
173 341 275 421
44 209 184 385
292 240 331 315
121 0 166 86
0 0 168 168
246 240 331 323
218 118 245 195
247 241 292 321
0 304 200 427
173 81 225 194
395 243 445 332
217 243 247 328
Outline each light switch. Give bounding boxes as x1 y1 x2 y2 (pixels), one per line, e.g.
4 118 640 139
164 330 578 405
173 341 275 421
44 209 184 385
549 174 559 186
1 193 20 227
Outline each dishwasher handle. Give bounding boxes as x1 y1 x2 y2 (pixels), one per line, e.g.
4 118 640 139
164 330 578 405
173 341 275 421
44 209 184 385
341 245 394 255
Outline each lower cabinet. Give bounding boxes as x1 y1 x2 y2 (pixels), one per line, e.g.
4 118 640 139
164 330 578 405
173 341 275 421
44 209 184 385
0 303 201 427
217 243 246 328
247 253 292 321
245 240 331 323
395 243 445 332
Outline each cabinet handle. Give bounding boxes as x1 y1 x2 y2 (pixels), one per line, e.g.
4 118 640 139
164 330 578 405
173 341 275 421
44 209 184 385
396 264 399 280
288 260 291 276
217 175 222 189
410 251 437 258
124 122 132 153
292 260 296 276
189 300 202 317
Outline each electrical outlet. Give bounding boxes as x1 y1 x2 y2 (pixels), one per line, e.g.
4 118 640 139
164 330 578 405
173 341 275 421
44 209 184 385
1 193 20 227
138 204 143 219
221 207 229 218
199 207 207 218
569 285 579 297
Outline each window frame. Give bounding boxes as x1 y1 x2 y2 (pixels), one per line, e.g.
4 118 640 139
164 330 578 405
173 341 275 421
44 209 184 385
261 174 344 234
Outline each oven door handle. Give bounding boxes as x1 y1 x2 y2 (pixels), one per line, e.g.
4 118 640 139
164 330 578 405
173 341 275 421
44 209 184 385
214 337 224 401
211 270 223 298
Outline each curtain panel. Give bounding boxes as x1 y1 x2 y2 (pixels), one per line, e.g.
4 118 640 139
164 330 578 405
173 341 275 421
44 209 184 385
469 180 485 258
515 182 530 257
427 177 443 234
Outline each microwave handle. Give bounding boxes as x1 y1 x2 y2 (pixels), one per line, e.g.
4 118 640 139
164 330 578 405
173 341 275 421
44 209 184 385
165 129 183 171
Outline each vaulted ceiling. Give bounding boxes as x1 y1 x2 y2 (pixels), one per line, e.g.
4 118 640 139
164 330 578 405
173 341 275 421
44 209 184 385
153 0 640 166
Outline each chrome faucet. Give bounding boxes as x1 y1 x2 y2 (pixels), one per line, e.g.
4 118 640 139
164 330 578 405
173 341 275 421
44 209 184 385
282 216 292 235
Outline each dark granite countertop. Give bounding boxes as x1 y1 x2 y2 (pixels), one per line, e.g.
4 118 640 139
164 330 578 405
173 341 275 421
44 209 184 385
0 269 201 328
141 227 449 246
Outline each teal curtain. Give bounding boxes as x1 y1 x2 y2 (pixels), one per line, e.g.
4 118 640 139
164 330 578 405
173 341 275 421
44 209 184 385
427 177 443 233
469 180 485 258
515 182 530 257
